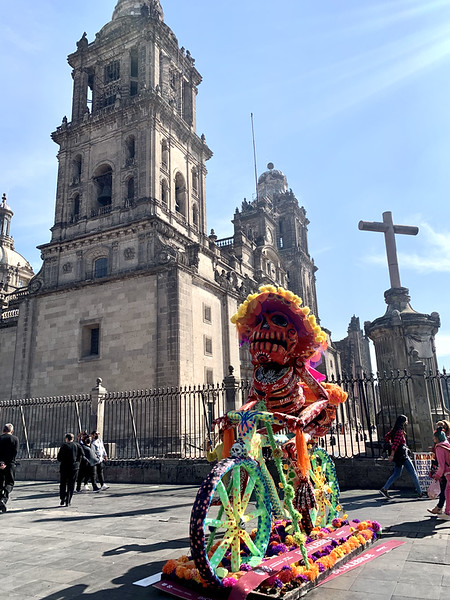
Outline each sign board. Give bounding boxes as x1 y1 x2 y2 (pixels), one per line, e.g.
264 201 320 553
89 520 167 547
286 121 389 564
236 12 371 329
413 452 434 493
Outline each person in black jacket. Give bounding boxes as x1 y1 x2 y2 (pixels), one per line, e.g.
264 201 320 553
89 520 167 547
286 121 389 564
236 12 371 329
57 433 83 506
0 423 19 513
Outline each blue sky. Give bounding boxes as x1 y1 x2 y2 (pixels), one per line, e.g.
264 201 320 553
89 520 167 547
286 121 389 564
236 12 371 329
2 0 450 368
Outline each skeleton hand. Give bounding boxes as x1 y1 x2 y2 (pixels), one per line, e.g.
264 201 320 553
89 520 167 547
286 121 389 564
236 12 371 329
274 413 301 433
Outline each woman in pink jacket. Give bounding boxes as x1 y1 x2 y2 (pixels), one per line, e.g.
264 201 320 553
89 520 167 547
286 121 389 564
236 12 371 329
432 429 450 519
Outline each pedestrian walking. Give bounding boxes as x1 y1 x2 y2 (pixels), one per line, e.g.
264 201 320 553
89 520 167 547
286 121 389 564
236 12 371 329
57 433 83 506
78 435 101 492
91 430 109 491
379 415 425 500
428 426 450 519
0 423 19 513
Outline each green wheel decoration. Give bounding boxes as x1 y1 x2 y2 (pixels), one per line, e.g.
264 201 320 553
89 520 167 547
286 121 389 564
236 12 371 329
190 457 272 586
309 447 340 527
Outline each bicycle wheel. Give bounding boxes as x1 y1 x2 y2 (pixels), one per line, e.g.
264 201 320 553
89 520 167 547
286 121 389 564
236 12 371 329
190 457 272 586
309 447 340 527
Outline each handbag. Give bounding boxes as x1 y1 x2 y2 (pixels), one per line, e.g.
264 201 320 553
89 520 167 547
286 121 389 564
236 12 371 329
393 444 408 466
427 478 441 499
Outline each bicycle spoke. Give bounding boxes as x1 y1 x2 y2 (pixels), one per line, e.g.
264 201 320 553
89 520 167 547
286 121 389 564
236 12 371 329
210 529 236 569
241 474 256 513
240 506 265 523
216 480 235 521
205 517 233 529
232 467 242 518
240 529 262 558
230 532 241 572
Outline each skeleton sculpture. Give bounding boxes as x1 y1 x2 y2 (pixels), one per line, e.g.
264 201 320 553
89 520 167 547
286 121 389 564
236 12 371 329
230 285 347 527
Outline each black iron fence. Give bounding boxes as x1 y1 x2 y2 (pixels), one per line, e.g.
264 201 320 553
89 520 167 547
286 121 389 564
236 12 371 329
1 371 448 461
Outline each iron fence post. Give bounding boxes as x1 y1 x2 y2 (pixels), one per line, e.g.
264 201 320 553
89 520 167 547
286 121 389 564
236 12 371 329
91 377 107 437
408 353 434 451
223 365 239 412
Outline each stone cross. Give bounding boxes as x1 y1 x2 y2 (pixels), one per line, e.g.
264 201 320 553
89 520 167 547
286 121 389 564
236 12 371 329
358 211 418 289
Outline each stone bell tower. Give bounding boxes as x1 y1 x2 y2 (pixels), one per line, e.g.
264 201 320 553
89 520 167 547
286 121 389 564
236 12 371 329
7 0 221 399
37 0 211 293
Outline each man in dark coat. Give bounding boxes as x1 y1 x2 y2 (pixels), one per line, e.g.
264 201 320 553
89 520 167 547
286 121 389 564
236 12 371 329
0 423 19 513
57 433 82 506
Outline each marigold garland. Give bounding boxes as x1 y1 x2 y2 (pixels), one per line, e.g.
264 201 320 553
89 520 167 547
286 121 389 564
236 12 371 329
162 518 382 595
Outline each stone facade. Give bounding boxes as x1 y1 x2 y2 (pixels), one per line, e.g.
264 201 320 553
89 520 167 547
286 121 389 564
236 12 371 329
335 316 372 377
0 1 330 400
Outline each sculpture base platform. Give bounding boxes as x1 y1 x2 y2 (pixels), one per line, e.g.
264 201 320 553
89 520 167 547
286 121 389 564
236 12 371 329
155 521 400 599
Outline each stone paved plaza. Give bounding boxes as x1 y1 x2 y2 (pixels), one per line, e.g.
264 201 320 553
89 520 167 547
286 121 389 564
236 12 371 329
1 481 449 599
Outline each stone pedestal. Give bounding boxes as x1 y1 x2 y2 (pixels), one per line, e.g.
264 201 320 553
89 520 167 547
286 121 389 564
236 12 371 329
365 287 440 374
365 287 440 451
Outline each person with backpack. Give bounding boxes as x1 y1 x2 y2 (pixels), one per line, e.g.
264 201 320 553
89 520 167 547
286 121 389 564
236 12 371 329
76 434 100 492
379 414 424 500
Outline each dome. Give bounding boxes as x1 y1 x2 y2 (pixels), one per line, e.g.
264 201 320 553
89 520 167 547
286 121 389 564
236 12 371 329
257 163 288 198
0 245 32 270
112 0 164 21
0 193 12 214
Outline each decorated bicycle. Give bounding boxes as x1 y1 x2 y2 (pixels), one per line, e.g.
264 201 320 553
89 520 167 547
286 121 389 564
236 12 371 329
160 287 381 595
189 286 347 585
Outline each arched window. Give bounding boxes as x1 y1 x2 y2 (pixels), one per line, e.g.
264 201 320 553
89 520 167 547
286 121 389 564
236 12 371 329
94 257 108 279
175 172 186 216
125 135 135 166
191 167 198 193
161 178 168 205
192 203 199 227
93 164 112 209
127 177 135 200
72 155 82 185
161 139 169 168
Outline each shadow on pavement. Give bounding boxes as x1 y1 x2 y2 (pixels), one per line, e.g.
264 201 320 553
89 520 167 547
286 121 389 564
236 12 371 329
36 502 191 523
40 560 170 599
104 537 190 556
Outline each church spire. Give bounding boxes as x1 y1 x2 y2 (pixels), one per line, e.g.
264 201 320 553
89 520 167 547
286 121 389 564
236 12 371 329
112 0 164 21
0 193 13 243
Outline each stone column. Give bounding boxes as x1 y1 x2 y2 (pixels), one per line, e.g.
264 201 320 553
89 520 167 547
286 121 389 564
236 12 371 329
407 353 435 451
91 377 107 436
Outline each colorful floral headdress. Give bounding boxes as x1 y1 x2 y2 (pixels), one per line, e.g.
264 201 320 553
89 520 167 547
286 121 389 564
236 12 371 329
231 285 327 361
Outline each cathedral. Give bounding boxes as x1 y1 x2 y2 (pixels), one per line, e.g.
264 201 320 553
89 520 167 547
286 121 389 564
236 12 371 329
0 0 343 401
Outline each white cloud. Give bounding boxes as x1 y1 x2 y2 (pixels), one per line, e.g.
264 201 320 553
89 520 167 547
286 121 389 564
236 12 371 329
362 222 450 273
435 334 450 368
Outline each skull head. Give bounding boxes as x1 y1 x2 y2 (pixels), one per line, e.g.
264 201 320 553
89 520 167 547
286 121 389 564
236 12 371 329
230 440 248 459
249 310 298 366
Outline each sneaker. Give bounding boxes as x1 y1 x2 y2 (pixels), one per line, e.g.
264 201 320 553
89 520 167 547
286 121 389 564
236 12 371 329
417 492 428 499
83 485 90 492
93 488 101 493
437 513 450 520
0 501 6 513
379 488 392 500
75 489 81 494
427 506 443 515
100 485 109 491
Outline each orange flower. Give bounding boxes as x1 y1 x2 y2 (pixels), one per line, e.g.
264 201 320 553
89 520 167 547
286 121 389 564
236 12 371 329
162 559 178 575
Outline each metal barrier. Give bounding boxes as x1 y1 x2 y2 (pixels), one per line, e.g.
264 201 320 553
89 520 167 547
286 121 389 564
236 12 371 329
1 372 448 461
